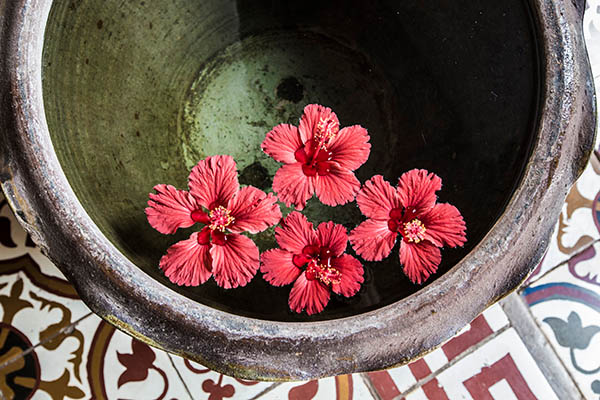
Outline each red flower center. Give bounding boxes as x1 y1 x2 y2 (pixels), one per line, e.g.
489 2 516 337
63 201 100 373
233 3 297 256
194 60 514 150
208 206 235 232
294 148 333 177
190 206 232 246
306 261 342 285
293 116 339 177
292 245 342 285
387 207 426 242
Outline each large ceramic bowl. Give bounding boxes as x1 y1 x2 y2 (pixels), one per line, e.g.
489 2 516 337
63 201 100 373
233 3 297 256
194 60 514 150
0 0 596 380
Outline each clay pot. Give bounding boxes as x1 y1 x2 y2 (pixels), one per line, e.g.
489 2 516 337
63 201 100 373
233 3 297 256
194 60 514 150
0 0 595 380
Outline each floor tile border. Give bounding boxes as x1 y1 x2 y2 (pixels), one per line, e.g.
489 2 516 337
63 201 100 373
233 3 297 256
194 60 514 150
361 371 383 400
251 382 283 400
385 325 512 399
500 294 584 399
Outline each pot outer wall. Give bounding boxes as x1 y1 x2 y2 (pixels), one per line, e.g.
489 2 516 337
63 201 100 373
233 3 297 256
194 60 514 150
0 0 596 381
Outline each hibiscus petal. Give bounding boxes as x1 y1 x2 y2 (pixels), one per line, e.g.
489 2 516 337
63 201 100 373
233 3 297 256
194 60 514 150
316 221 348 256
188 155 239 209
288 273 330 315
314 164 360 207
159 232 212 286
210 234 260 289
272 163 315 210
261 124 304 164
349 219 397 261
275 211 318 254
260 249 302 286
399 241 442 284
397 169 442 216
356 175 401 220
421 203 467 248
145 184 199 234
298 104 339 143
227 186 281 234
330 254 364 297
328 125 371 171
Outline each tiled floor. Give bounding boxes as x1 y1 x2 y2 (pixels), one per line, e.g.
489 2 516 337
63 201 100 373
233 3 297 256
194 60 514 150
1 5 600 400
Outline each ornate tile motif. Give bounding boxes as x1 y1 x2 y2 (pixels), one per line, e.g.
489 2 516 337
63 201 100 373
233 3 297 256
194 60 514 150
526 156 600 284
0 275 92 400
365 304 510 399
404 329 559 400
77 317 191 400
0 194 93 400
0 194 191 400
523 244 600 399
261 374 374 400
0 195 66 276
170 357 276 400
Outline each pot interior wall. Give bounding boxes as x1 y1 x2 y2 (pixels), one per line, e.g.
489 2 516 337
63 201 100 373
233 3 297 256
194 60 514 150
42 0 540 321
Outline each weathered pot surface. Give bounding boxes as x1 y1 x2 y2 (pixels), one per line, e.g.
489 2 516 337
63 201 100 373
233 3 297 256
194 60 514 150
0 0 596 380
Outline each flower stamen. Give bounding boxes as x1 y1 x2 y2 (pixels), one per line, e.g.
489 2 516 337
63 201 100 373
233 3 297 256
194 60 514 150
306 260 342 285
404 219 426 243
208 206 235 232
314 117 339 149
317 265 342 285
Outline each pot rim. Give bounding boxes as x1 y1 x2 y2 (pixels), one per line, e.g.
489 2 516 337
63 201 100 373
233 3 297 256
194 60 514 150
0 0 596 381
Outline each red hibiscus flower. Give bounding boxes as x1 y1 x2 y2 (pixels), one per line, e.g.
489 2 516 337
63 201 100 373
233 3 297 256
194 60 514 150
349 170 466 284
261 104 371 210
260 212 364 315
146 155 281 288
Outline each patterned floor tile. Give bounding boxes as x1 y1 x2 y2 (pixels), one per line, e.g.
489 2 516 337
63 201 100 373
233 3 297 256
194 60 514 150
526 157 600 284
403 328 559 400
16 314 193 400
365 304 509 399
258 374 374 400
0 195 95 400
0 195 66 278
0 274 91 400
170 356 276 400
522 245 600 399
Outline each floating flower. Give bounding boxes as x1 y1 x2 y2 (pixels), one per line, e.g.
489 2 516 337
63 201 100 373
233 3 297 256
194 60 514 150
261 104 371 210
349 170 466 284
261 212 364 315
146 155 281 288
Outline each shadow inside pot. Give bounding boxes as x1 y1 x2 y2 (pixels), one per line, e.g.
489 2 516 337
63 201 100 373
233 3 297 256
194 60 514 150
42 0 540 321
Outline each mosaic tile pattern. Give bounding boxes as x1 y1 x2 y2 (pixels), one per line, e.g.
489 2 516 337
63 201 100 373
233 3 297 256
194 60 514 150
0 196 92 400
404 329 559 400
523 242 600 400
526 157 600 285
264 375 374 400
363 301 570 400
170 357 276 399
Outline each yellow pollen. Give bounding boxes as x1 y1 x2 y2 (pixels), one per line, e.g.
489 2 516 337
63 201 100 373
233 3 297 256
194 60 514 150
404 219 426 243
317 264 342 285
209 206 235 232
314 117 339 149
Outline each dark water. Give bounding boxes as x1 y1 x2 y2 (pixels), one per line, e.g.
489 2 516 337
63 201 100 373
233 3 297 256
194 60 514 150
44 0 540 321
